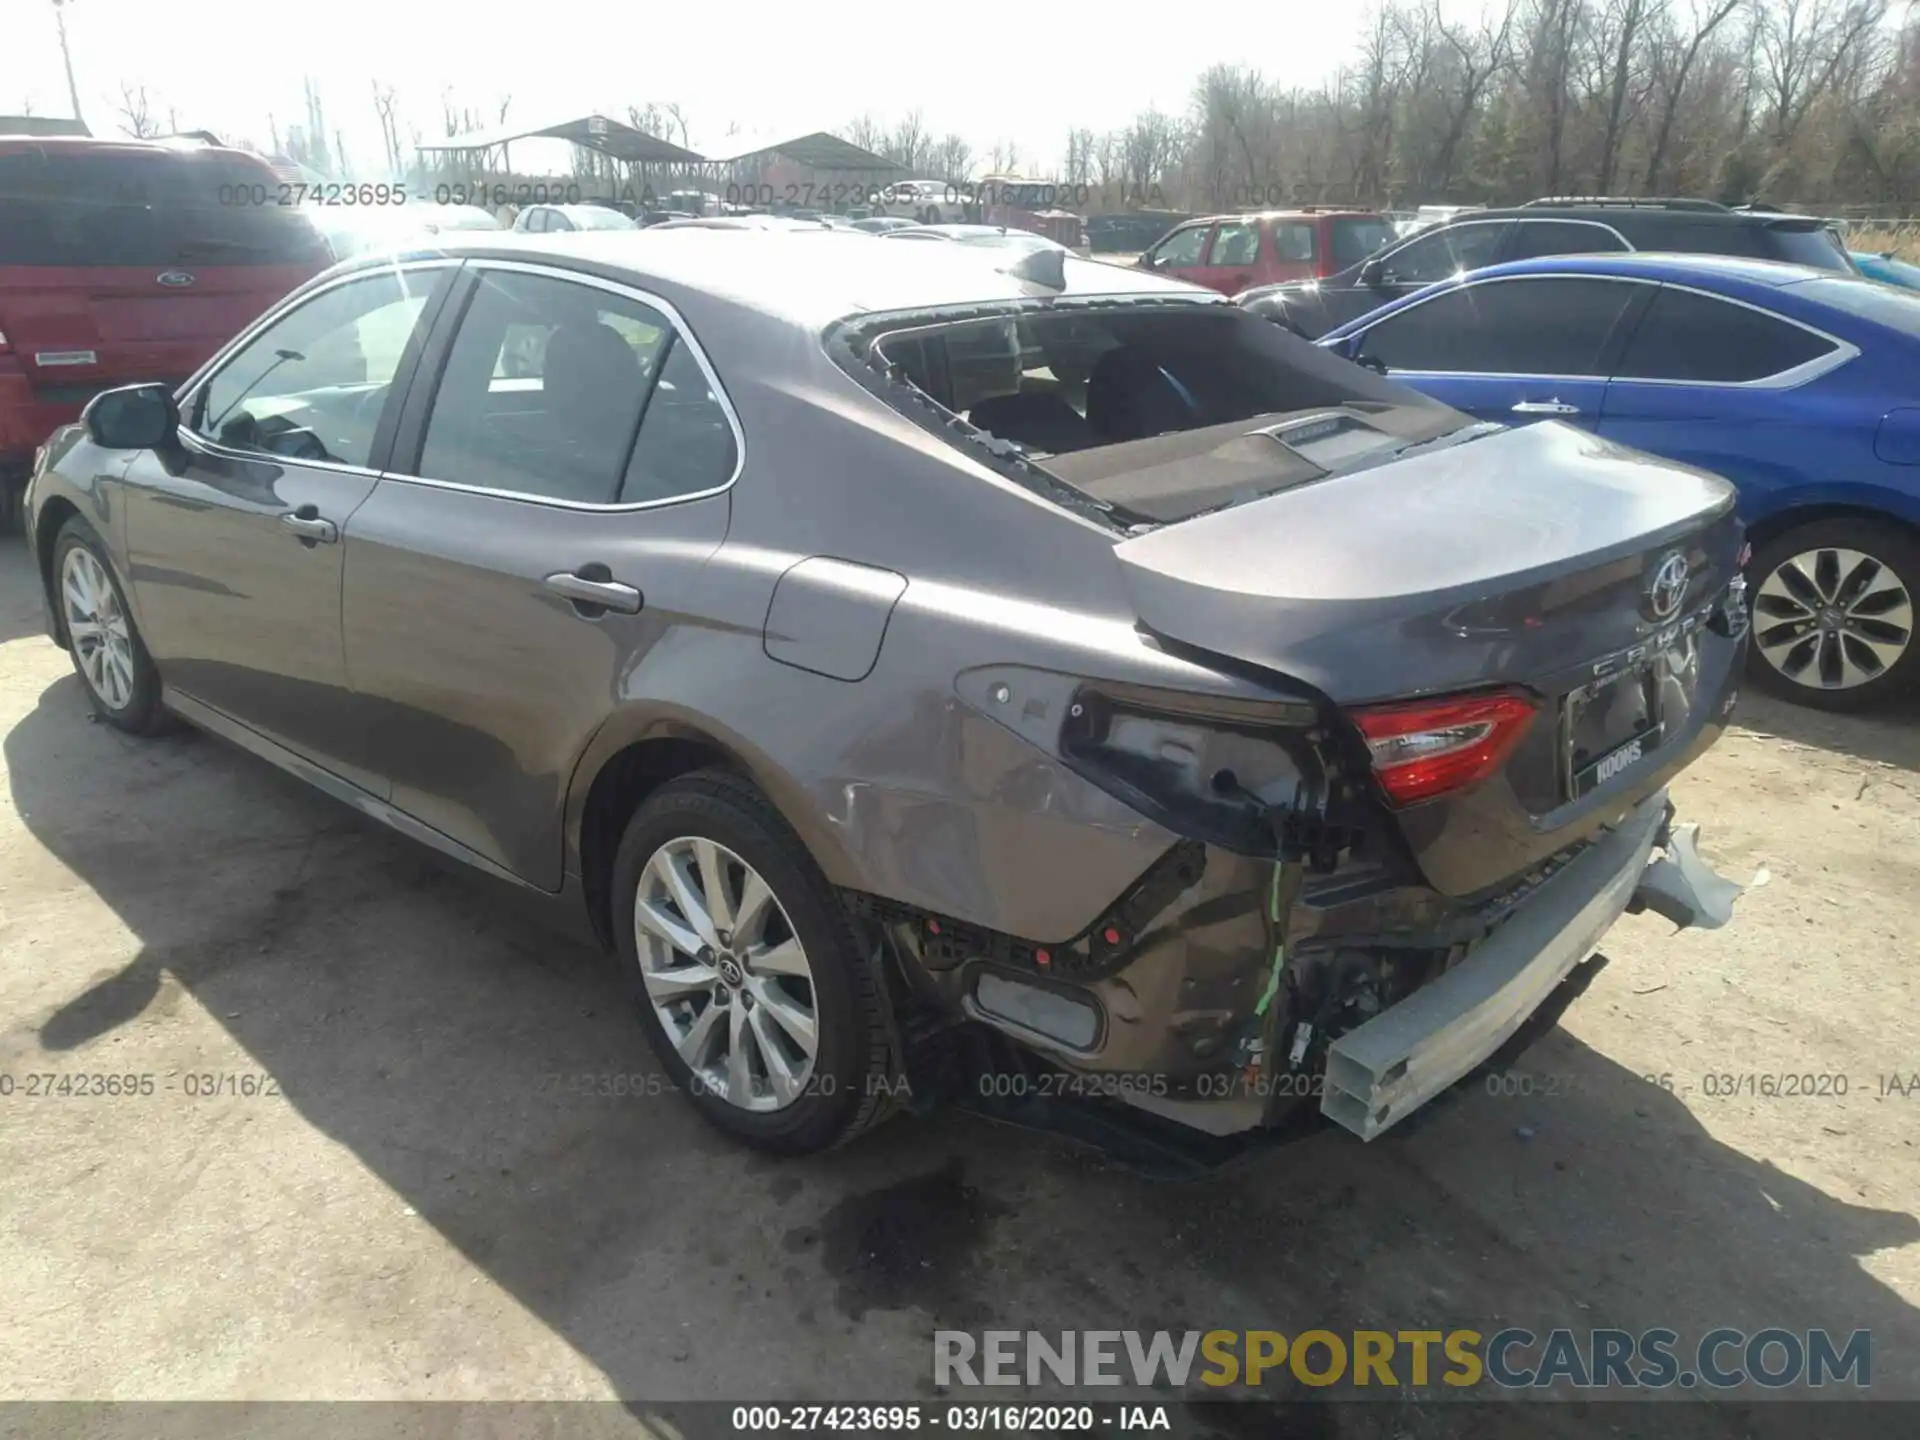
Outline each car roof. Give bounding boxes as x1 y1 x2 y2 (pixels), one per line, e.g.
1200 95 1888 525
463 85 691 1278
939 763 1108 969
1473 203 1793 229
344 229 1209 329
1183 209 1386 225
1463 251 1833 288
888 224 1015 239
0 134 274 167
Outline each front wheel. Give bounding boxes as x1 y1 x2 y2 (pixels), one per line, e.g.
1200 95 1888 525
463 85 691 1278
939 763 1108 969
53 516 171 734
611 769 896 1154
1746 519 1918 711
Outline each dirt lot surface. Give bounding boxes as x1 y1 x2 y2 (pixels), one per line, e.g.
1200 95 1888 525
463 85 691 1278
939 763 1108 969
1 536 1916 1435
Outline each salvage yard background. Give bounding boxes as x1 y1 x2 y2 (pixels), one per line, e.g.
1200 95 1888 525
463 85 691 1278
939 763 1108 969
1 537 1916 1430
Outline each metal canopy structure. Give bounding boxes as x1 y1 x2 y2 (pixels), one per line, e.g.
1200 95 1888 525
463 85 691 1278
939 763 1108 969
420 113 705 165
704 129 902 173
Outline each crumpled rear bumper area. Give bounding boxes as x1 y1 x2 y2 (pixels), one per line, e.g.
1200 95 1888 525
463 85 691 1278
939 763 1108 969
1319 788 1740 1140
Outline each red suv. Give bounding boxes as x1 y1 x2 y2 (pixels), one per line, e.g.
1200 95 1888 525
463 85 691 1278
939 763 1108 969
0 138 330 530
1137 209 1397 296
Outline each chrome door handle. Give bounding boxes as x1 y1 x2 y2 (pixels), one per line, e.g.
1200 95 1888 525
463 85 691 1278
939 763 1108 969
544 569 643 616
1511 400 1581 416
280 507 338 543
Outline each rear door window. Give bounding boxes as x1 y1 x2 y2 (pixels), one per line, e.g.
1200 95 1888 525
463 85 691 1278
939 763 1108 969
1358 277 1645 375
1613 287 1837 382
1329 216 1395 268
1271 222 1316 263
1506 220 1629 260
415 269 733 507
1207 222 1261 267
0 149 330 267
1377 220 1510 285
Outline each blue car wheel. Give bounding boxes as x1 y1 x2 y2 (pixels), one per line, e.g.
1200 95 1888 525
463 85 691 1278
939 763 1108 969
1747 518 1919 710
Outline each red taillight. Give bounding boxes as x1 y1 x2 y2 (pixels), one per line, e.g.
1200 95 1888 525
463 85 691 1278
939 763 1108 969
1352 691 1538 806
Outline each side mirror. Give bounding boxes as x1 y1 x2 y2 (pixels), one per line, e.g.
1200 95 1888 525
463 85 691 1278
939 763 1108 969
1360 258 1386 288
83 383 179 451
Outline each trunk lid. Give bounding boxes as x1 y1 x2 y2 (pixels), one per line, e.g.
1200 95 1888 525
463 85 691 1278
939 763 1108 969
1114 420 1738 704
1114 420 1747 896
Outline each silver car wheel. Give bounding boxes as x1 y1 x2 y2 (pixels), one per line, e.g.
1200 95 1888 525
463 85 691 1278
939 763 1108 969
633 835 819 1112
1753 546 1914 692
61 546 137 712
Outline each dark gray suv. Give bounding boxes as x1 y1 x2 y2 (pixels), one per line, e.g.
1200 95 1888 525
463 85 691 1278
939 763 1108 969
24 231 1744 1155
1240 198 1857 338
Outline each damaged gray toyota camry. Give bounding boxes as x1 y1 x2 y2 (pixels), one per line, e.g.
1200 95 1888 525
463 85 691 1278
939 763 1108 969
23 230 1745 1157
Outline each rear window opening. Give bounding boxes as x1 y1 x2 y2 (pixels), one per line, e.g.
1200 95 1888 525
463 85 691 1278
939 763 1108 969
862 301 1463 525
0 148 331 268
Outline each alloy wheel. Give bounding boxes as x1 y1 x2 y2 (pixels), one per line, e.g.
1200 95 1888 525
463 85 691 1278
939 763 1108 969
1753 546 1914 693
61 546 137 712
633 835 819 1112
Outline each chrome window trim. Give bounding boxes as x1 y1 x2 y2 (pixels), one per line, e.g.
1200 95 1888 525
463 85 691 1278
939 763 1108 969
174 258 459 471
1357 272 1858 390
379 256 747 514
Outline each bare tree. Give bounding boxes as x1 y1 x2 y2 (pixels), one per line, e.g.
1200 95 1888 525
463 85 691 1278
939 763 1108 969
839 114 887 154
372 84 403 175
117 82 158 138
1064 126 1095 184
1644 0 1745 188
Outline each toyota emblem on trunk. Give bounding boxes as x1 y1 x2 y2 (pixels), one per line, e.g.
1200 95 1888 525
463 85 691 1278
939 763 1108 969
1646 551 1690 621
156 270 196 287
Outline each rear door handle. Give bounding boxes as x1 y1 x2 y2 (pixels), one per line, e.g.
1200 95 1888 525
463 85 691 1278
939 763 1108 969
1511 400 1581 416
280 504 338 543
544 567 643 616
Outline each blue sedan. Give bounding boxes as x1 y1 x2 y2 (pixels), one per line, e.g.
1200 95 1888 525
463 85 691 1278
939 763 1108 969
1317 252 1920 711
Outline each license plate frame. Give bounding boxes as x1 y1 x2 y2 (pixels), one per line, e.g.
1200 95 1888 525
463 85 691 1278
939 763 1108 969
1564 662 1665 801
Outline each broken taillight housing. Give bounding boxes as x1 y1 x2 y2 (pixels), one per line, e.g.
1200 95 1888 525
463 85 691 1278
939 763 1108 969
1352 690 1538 807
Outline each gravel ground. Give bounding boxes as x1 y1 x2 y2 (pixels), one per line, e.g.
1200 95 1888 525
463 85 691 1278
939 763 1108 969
1 535 1916 1435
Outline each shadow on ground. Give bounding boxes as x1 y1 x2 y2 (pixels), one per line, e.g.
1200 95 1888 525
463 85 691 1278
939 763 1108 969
3 547 1914 1437
1733 690 1920 776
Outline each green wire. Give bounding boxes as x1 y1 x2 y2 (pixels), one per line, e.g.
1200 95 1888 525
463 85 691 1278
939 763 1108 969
1254 859 1290 1017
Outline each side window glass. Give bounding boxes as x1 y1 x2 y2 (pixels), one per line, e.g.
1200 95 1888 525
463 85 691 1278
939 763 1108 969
1151 226 1209 269
1380 222 1507 285
1356 287 1485 371
1507 221 1629 261
620 339 739 504
1615 288 1835 383
1209 222 1260 267
417 270 673 504
1272 222 1316 262
524 209 548 233
192 270 434 467
1359 279 1642 375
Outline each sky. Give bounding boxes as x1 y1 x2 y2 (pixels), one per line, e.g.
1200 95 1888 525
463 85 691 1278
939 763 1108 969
0 0 1456 177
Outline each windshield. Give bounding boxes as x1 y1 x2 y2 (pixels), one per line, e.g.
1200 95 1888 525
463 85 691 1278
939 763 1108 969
1330 217 1397 269
867 301 1458 525
0 149 331 267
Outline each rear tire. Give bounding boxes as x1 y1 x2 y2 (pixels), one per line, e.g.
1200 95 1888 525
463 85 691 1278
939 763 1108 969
52 515 171 735
611 769 895 1155
1745 518 1918 712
